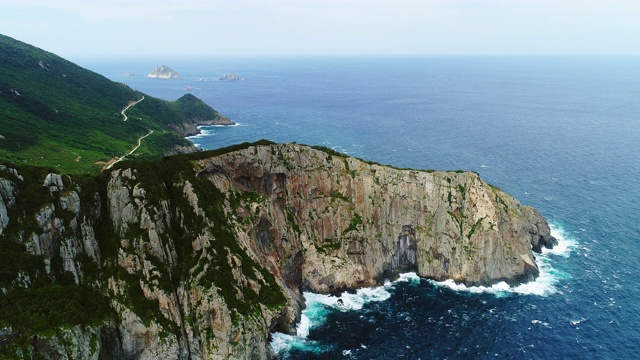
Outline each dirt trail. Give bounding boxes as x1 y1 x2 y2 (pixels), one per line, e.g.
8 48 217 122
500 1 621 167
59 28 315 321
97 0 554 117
121 96 144 121
105 130 154 170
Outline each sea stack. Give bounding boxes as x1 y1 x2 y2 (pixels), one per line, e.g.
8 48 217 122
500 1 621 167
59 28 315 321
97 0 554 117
147 65 181 79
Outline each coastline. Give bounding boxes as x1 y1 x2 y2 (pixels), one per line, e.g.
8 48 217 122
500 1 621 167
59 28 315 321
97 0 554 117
186 122 239 138
179 117 237 138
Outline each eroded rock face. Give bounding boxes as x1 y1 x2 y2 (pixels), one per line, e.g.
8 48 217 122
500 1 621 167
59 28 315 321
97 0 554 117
0 167 19 235
200 143 554 290
102 167 281 359
0 143 555 359
0 177 15 235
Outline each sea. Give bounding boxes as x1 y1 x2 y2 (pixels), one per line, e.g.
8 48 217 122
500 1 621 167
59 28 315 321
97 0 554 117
83 56 640 359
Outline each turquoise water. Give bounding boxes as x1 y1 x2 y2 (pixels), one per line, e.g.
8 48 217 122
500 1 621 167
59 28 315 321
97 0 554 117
88 56 640 359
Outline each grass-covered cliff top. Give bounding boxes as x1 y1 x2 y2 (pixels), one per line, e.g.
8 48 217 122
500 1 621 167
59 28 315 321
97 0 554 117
0 33 224 174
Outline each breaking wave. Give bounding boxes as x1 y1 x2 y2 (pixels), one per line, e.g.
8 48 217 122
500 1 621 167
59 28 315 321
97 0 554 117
432 223 576 296
271 224 576 356
270 273 419 355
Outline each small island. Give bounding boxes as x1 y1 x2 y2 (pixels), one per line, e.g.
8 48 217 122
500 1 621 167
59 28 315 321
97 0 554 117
147 65 180 79
218 73 243 81
171 93 236 136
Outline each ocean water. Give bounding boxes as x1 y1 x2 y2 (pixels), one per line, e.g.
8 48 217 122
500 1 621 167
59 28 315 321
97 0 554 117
85 56 640 359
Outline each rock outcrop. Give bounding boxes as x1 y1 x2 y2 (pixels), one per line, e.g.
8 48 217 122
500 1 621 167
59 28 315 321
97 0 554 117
147 65 180 79
175 116 236 138
218 73 244 81
200 143 556 290
0 143 556 359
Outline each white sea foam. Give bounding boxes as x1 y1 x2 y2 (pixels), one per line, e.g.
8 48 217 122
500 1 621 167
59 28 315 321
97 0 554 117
543 224 578 257
431 222 576 297
210 123 241 127
271 225 576 354
186 124 242 140
270 332 296 354
395 272 421 283
186 128 215 140
270 274 416 355
270 332 326 355
531 319 550 327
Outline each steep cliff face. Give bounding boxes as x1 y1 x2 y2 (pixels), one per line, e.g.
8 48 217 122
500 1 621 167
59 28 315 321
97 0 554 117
0 143 556 359
199 143 556 292
103 166 285 359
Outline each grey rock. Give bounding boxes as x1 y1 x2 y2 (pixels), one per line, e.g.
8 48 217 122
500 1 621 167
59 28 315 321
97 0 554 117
59 190 81 214
43 173 64 192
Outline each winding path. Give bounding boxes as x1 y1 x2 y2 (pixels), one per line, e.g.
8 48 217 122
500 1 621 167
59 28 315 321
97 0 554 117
121 96 145 121
103 96 149 171
106 130 154 170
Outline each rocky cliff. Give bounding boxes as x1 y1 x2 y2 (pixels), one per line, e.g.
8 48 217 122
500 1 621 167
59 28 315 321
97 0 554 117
0 142 556 359
148 65 181 79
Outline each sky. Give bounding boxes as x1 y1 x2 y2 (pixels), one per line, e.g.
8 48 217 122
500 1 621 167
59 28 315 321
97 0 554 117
1 0 639 59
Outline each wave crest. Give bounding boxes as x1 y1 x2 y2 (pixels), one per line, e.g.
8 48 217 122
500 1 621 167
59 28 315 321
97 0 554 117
271 223 576 355
431 223 576 296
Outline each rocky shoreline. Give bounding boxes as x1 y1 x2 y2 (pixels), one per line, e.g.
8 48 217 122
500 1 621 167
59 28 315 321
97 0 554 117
0 142 556 359
177 116 237 138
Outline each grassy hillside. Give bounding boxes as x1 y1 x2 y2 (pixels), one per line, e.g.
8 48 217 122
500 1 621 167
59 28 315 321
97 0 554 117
0 33 223 174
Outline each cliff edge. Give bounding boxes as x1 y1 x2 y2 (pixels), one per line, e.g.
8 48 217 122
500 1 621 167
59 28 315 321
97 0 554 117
0 142 556 359
200 143 556 290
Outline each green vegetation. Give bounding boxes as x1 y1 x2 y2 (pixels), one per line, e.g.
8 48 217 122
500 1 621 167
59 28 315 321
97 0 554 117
0 284 113 333
114 150 286 322
315 238 342 254
0 240 43 287
491 186 511 213
310 145 345 158
447 209 467 239
343 213 363 235
330 190 351 203
229 190 266 210
466 216 486 240
172 93 223 122
0 141 289 347
0 33 223 174
160 139 276 164
287 209 302 234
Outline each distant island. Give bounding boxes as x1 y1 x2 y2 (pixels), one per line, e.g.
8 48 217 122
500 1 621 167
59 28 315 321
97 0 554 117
147 65 180 79
218 73 243 81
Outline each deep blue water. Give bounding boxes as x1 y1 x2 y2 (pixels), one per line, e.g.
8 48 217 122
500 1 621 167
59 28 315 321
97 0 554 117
84 56 640 359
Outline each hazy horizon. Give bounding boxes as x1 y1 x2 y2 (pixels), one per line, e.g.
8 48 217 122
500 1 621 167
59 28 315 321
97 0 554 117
1 0 639 61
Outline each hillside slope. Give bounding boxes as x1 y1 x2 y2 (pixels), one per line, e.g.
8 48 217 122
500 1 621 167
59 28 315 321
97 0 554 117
0 33 227 174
